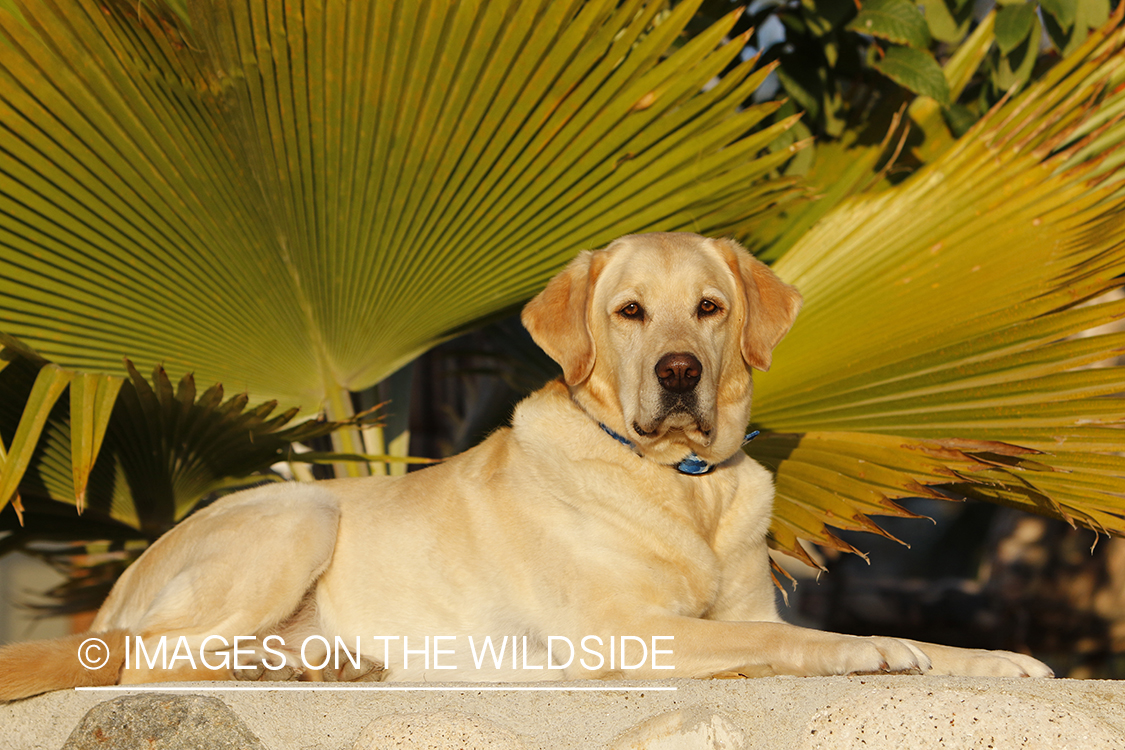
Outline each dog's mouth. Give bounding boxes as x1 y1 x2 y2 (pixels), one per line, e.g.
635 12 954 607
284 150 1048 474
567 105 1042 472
632 405 713 446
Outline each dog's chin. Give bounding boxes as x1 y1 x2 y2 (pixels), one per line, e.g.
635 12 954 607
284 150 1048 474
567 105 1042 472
630 411 714 455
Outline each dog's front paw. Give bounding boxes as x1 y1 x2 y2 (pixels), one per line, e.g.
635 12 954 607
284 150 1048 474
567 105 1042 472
904 641 1053 677
233 662 301 681
321 657 385 682
799 633 932 676
834 635 932 676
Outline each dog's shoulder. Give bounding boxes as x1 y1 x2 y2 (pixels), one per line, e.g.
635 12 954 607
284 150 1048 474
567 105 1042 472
507 379 646 476
509 378 579 432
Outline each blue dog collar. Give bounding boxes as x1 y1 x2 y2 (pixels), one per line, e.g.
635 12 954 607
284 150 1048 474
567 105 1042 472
599 424 759 476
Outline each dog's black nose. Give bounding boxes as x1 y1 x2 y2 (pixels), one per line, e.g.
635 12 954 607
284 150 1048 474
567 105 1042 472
656 352 701 393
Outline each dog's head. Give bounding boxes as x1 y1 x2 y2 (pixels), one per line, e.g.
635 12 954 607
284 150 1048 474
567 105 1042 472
522 232 801 466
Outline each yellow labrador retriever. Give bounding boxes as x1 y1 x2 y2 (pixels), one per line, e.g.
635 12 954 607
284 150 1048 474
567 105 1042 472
0 233 1050 699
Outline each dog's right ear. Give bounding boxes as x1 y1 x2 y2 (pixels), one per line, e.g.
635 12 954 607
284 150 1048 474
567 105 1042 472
522 251 601 385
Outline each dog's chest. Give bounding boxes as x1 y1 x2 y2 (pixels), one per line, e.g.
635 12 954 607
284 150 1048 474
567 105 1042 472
573 476 732 617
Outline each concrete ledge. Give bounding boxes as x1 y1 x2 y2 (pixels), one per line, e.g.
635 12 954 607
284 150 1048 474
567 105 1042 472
4 676 1125 749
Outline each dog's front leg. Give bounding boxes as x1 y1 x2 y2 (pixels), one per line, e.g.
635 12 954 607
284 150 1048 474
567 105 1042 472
583 614 931 679
701 528 1052 677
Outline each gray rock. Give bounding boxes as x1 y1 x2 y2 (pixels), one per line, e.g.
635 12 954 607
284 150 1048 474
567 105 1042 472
61 692 266 749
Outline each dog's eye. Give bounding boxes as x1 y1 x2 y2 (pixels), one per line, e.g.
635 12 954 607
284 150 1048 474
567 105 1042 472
698 299 720 317
619 302 645 321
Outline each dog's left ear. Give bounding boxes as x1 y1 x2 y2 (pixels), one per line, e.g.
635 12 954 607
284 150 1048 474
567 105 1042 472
522 251 603 385
718 239 803 372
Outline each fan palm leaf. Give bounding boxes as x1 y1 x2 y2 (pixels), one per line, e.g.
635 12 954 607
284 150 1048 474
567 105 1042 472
750 16 1125 565
0 351 365 531
0 0 803 513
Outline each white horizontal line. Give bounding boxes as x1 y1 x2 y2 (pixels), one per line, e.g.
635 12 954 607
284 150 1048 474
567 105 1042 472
77 685 676 692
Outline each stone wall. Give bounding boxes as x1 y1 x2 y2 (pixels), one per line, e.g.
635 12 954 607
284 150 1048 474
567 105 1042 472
4 676 1125 749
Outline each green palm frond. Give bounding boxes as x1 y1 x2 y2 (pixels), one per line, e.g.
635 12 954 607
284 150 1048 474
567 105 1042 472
0 0 803 513
0 343 378 617
0 348 355 534
750 17 1125 566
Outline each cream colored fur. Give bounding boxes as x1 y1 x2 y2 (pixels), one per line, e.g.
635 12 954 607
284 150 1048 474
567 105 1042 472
0 233 1051 700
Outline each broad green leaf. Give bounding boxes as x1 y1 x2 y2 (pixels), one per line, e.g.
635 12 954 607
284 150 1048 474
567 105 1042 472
1044 0 1104 56
1081 0 1110 30
848 0 931 49
0 0 803 515
994 2 1039 55
991 11 1041 91
872 44 950 103
752 17 1125 560
919 0 972 43
1040 0 1077 29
